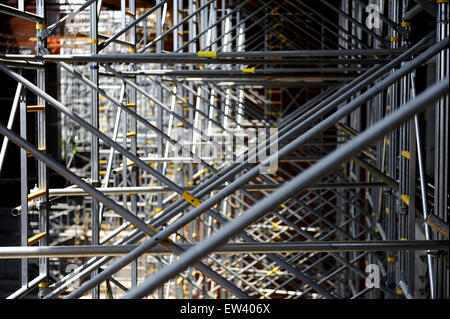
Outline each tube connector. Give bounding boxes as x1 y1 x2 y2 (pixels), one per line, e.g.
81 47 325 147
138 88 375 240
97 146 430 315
198 51 217 58
181 191 202 207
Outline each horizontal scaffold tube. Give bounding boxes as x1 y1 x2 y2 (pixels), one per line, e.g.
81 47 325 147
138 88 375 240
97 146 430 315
0 241 447 259
0 49 404 63
98 67 370 77
42 182 387 196
0 3 44 23
1 57 390 66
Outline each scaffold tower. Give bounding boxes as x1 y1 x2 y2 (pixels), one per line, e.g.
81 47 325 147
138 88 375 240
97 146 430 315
0 0 448 299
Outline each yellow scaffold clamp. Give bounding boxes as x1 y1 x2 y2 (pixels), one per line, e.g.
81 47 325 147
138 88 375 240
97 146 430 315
38 281 51 288
28 231 46 246
390 36 399 43
28 189 46 201
401 21 411 27
197 51 217 58
387 256 397 263
267 267 282 276
401 194 410 206
242 67 255 74
181 191 202 207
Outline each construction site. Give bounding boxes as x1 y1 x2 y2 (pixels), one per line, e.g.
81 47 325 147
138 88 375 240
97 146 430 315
0 0 448 300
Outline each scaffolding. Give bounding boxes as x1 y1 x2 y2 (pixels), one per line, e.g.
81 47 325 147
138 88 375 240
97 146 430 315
0 0 448 299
